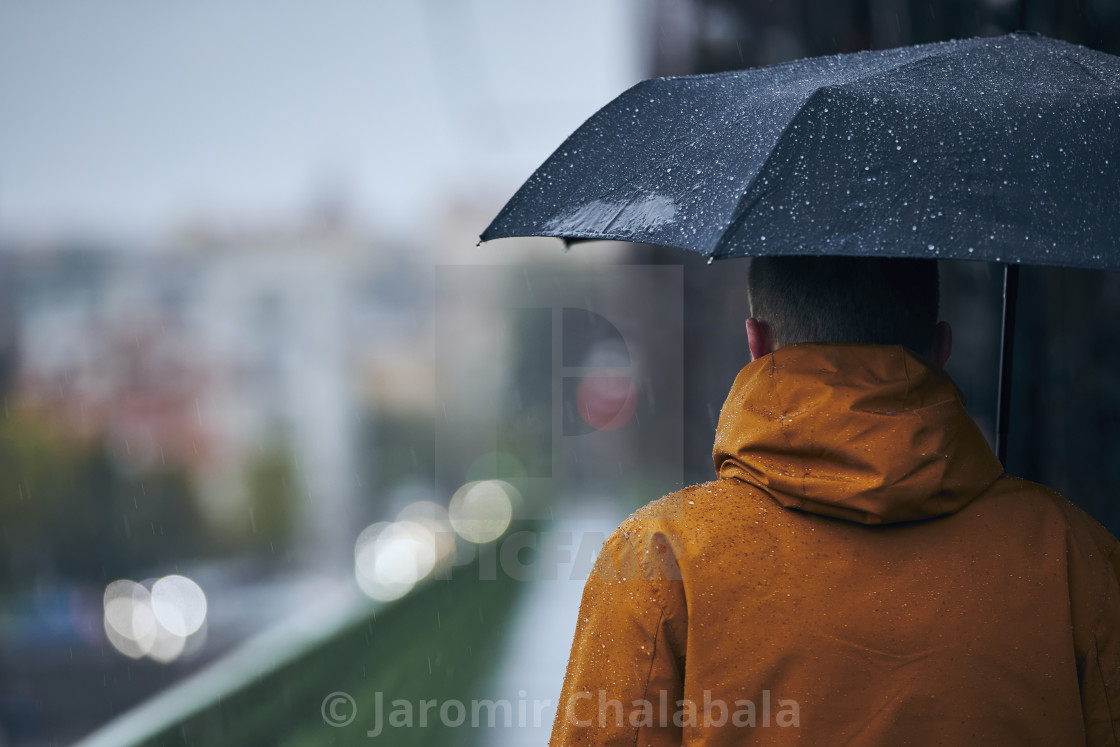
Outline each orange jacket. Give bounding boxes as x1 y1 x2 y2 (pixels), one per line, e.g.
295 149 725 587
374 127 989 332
552 344 1120 746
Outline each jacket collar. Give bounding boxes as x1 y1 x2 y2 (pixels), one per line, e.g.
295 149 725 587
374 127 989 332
713 343 1004 525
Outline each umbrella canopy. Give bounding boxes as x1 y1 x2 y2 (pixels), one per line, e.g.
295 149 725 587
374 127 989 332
482 32 1120 271
481 32 1120 466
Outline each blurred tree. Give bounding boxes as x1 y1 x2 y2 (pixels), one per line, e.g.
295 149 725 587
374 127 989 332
0 410 75 590
0 408 217 592
242 439 299 549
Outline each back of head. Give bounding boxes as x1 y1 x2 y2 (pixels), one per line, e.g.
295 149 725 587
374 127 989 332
747 256 939 355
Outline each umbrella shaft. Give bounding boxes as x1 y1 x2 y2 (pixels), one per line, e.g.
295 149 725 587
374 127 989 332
996 264 1020 466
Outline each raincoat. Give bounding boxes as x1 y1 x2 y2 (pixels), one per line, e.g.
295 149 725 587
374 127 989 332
552 344 1120 746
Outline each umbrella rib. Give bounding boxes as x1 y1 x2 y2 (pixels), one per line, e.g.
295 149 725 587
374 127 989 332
712 85 832 259
1058 50 1117 87
710 35 1030 259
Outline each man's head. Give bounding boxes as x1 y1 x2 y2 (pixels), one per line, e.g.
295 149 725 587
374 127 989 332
745 255 951 366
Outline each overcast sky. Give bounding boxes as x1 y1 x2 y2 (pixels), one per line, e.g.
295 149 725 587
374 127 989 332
0 0 645 243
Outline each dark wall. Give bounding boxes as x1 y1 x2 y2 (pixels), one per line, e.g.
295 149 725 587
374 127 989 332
648 0 1120 76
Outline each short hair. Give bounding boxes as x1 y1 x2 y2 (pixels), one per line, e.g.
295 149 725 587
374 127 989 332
747 255 939 354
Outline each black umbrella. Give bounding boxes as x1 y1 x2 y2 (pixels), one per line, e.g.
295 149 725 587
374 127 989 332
481 32 1120 464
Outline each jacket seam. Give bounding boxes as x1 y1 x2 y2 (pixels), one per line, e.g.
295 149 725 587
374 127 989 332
1093 536 1119 745
1088 633 1120 746
634 607 667 747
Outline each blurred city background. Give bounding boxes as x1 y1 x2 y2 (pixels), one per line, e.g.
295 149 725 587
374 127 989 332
1 1 1118 745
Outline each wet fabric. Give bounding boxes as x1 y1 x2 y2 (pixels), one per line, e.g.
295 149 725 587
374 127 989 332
483 33 1120 271
552 344 1120 745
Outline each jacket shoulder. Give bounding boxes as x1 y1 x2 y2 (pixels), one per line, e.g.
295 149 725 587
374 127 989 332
608 479 773 565
620 479 764 527
984 475 1119 556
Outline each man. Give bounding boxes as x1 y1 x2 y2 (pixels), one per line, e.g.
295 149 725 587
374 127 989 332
551 256 1120 745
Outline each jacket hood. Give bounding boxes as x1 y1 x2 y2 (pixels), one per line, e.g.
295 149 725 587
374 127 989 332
713 343 1004 525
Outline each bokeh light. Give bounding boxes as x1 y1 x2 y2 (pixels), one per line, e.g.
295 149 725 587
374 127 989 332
151 575 208 637
396 500 457 567
448 480 516 544
103 580 157 660
103 576 208 663
352 500 465 602
147 622 188 664
354 520 431 601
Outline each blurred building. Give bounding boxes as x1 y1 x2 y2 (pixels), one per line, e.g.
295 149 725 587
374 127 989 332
5 220 440 573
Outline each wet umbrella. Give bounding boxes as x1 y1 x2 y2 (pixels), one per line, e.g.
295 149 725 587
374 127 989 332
481 31 1120 464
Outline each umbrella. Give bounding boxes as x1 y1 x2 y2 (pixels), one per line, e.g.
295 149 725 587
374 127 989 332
480 31 1120 464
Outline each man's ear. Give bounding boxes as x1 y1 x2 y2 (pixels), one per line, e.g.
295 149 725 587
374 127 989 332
746 318 776 361
931 321 952 368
